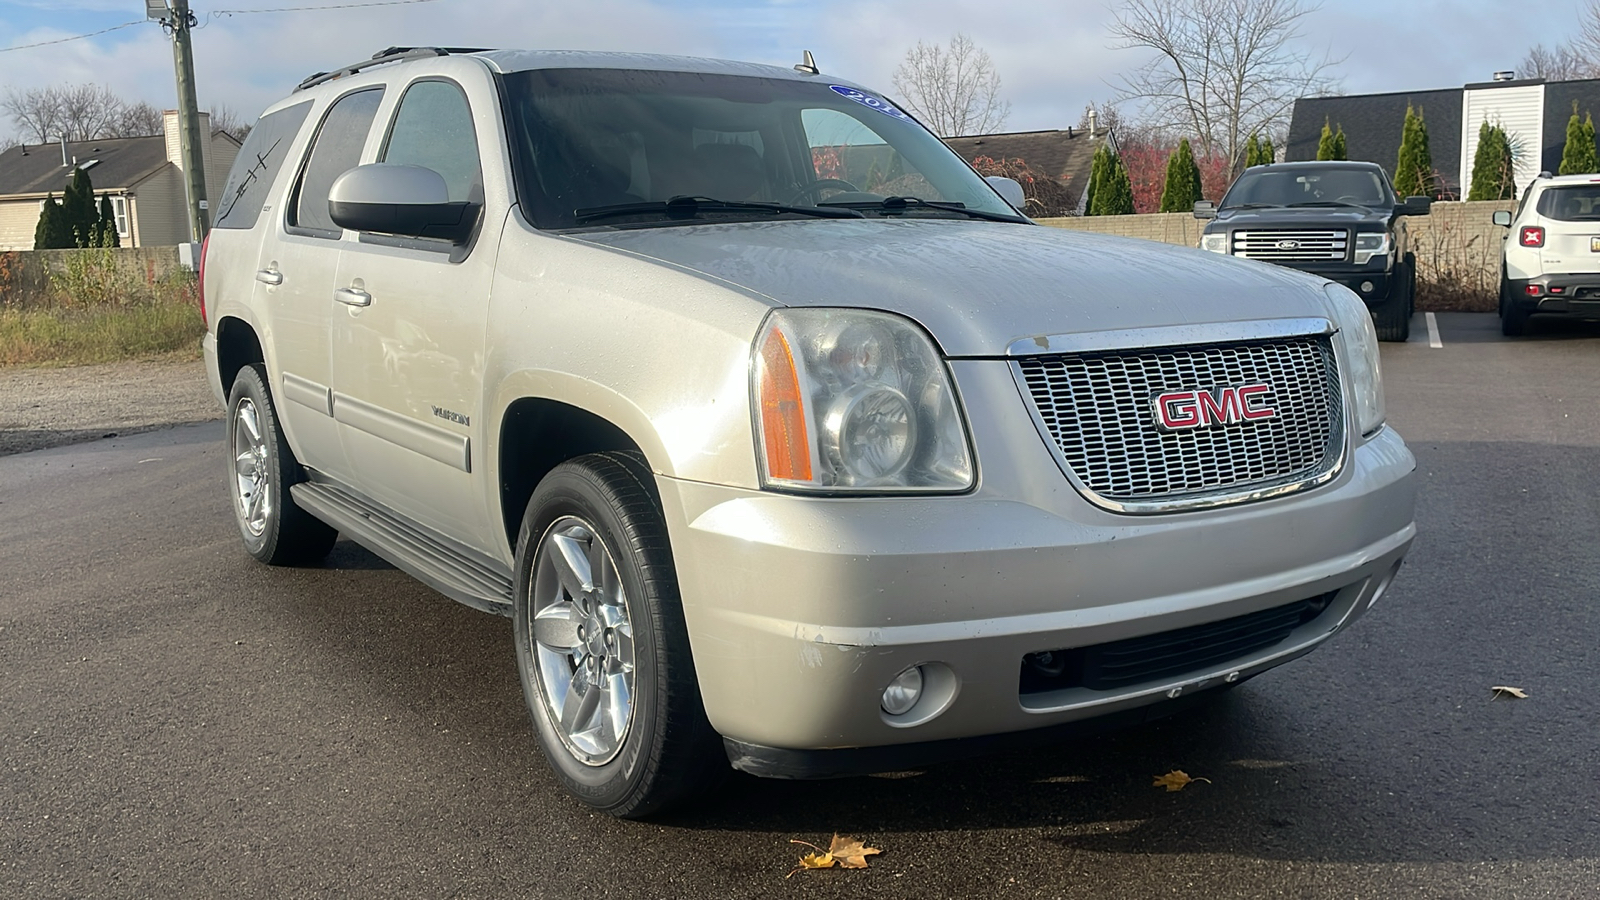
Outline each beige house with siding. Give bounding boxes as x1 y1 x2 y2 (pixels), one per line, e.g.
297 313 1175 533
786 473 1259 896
0 111 240 250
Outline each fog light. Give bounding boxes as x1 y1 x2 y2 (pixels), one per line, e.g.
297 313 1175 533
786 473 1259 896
881 666 924 715
1360 281 1375 293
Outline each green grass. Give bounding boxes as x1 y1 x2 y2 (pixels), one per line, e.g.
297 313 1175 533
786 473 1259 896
0 296 204 367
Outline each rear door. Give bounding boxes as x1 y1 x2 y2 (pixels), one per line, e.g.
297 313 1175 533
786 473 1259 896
259 86 386 478
1537 183 1600 276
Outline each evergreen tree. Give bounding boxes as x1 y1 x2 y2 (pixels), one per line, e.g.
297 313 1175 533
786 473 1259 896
61 167 100 248
1085 144 1109 215
1316 119 1338 160
1244 134 1262 168
1558 106 1599 175
1393 105 1435 199
34 194 65 249
1331 127 1348 161
1467 121 1516 201
1099 154 1136 215
97 196 121 248
1159 138 1204 212
1260 136 1275 165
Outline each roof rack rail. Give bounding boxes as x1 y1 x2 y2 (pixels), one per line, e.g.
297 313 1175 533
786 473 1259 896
295 46 493 93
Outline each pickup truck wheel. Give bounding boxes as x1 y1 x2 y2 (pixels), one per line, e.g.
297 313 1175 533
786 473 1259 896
225 364 337 565
1499 277 1529 336
512 452 724 818
1372 271 1411 342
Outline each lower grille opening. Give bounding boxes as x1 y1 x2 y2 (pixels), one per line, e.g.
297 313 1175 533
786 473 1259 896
1019 592 1336 695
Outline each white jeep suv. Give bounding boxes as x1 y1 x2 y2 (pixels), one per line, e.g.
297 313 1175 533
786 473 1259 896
1494 173 1600 335
202 47 1417 817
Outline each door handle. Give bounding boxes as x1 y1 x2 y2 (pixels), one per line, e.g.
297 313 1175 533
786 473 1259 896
334 287 372 307
255 268 283 286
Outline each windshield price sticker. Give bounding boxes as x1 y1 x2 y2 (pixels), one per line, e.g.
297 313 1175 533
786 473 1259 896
830 85 912 121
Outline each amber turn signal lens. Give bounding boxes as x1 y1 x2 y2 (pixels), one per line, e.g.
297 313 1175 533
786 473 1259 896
758 327 813 482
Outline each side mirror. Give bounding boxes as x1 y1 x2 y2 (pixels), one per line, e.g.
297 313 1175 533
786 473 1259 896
985 176 1026 212
328 164 479 242
1491 210 1513 227
1193 200 1217 220
1397 195 1432 217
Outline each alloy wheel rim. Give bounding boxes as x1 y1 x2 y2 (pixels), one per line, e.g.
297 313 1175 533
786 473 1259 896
232 398 272 537
529 516 637 766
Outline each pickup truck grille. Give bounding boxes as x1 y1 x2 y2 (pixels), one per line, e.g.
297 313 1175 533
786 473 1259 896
1232 229 1349 263
1016 336 1344 511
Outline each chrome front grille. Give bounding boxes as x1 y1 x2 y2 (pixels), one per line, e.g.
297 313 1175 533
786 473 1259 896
1015 336 1344 512
1232 229 1348 263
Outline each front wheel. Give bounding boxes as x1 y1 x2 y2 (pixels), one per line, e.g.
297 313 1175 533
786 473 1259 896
512 452 724 818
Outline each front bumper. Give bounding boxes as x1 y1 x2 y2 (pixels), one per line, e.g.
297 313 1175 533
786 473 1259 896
1504 275 1600 318
657 360 1417 772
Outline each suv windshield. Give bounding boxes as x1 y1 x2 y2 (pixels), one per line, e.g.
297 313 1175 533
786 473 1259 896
1535 185 1600 221
1221 167 1394 210
500 68 1023 229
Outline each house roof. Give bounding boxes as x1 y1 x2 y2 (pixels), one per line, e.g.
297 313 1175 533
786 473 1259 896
1287 88 1463 195
0 135 173 198
941 128 1104 206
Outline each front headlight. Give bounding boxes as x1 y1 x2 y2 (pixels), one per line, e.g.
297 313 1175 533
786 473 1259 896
752 308 973 492
1200 233 1228 253
1323 283 1386 436
1352 232 1390 265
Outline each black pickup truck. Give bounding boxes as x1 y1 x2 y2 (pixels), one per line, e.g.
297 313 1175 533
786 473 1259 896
1195 160 1432 341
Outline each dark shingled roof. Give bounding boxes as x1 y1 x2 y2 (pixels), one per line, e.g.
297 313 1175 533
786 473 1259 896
0 135 172 197
1287 88 1463 197
1541 78 1600 174
942 128 1103 206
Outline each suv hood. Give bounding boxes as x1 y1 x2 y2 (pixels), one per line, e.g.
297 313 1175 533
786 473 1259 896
1209 206 1391 231
571 219 1332 357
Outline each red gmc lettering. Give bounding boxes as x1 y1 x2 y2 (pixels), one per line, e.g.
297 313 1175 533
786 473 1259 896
1155 385 1276 430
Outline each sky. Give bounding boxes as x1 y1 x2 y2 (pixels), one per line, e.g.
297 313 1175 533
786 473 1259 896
0 0 1592 145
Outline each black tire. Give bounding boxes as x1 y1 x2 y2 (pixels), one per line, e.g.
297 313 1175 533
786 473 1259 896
1403 252 1417 318
1373 268 1411 342
225 364 338 565
512 451 724 818
1499 276 1529 336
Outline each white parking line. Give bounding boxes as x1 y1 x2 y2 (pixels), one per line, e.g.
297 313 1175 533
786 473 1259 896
1426 312 1442 348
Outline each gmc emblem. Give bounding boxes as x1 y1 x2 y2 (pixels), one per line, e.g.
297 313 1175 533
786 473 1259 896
1153 385 1277 430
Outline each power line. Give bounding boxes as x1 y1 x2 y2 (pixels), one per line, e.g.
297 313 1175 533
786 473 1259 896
209 0 444 14
0 20 147 54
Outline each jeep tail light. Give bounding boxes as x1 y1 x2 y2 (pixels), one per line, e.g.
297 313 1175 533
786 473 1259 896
198 232 210 327
755 327 813 482
1520 226 1545 247
1525 284 1542 297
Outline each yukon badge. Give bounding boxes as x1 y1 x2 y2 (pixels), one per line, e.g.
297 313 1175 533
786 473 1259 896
431 405 470 427
1153 385 1276 431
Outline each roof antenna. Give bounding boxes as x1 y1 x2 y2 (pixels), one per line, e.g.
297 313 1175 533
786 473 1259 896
794 50 819 75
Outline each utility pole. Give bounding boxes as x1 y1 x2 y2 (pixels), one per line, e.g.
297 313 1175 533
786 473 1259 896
150 0 209 242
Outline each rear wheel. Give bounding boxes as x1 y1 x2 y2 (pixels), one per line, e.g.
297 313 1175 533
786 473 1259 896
1499 276 1529 336
512 451 724 818
225 364 337 565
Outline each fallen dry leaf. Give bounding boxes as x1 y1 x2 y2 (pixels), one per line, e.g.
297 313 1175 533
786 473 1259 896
1153 769 1212 792
1490 685 1528 700
787 834 882 877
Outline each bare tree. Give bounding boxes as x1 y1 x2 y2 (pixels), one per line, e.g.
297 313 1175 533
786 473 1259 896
1519 43 1592 81
1577 0 1600 73
891 34 1011 137
3 84 172 142
1110 0 1340 169
207 105 253 142
113 101 165 138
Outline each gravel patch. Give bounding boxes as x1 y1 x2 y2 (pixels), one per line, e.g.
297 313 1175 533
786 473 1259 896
0 357 220 456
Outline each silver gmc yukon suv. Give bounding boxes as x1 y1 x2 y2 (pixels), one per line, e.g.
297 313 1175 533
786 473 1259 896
202 46 1417 817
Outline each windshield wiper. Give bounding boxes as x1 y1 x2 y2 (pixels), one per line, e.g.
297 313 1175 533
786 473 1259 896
821 195 1028 223
1220 202 1280 210
573 195 863 225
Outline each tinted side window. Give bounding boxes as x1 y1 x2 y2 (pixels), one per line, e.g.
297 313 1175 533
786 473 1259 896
213 101 312 230
291 88 384 235
381 80 481 201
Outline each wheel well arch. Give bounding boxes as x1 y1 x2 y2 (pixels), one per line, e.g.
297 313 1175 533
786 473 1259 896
215 316 264 398
498 398 648 551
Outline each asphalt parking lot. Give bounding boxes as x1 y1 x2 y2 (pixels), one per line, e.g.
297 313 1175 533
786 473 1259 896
1 312 1596 899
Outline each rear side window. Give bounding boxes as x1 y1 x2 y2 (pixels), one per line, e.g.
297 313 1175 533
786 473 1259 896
381 80 481 201
212 101 312 230
1536 185 1600 221
290 88 384 235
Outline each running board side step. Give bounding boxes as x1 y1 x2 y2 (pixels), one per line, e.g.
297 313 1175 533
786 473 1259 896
290 482 514 616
